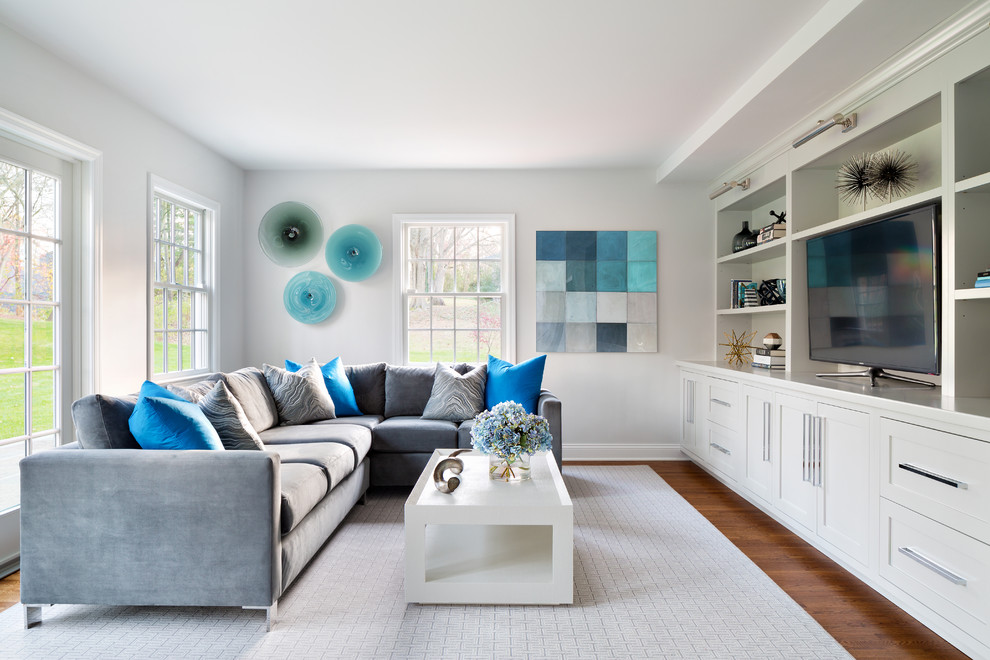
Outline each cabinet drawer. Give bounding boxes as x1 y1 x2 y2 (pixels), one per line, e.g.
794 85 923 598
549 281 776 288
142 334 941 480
880 499 990 642
881 418 990 542
706 423 738 481
706 378 739 428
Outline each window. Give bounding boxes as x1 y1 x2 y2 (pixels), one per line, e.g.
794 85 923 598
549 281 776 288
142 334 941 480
0 150 69 513
395 214 515 364
149 177 217 379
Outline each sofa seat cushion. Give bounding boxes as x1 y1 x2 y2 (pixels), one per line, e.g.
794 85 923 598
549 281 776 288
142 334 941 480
313 415 382 432
279 463 328 535
372 416 458 453
258 424 371 465
271 442 357 490
457 419 475 450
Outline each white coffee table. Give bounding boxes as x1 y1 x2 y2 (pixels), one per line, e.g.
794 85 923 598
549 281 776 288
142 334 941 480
404 449 573 605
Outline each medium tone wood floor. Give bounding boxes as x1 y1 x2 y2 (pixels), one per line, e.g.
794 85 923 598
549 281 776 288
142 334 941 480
0 461 969 658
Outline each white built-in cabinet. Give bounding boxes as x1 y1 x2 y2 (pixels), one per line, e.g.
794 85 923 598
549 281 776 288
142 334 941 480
684 26 990 658
678 364 990 659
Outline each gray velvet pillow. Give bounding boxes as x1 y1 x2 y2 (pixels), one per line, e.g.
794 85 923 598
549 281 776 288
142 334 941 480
198 380 264 450
345 362 387 416
263 359 336 425
384 364 436 417
222 367 279 432
422 363 487 421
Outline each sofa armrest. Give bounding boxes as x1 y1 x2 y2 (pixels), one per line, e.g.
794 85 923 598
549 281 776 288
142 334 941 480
537 390 562 469
19 449 281 608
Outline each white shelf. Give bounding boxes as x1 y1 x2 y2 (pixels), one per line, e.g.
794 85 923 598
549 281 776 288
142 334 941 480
717 305 788 316
956 171 990 193
791 187 942 242
717 239 786 264
955 288 990 300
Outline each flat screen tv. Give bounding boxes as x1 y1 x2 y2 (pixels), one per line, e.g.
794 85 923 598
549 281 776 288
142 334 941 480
806 202 940 387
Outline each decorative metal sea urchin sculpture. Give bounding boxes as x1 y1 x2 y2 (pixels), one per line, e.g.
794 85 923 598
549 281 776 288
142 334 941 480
867 149 918 203
836 152 874 210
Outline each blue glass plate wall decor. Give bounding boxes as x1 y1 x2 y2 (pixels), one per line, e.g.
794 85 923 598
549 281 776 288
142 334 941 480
259 201 324 267
325 224 382 281
284 271 336 323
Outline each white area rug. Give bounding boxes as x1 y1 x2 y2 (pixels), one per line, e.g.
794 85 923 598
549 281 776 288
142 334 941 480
0 466 850 659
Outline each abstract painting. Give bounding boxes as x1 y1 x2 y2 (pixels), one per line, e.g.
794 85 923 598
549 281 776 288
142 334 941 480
536 230 657 352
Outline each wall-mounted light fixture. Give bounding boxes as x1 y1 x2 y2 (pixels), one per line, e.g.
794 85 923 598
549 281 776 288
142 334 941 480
792 113 857 149
708 178 751 200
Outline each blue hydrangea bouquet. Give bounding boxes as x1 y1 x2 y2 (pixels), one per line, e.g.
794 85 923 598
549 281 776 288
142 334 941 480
470 401 552 481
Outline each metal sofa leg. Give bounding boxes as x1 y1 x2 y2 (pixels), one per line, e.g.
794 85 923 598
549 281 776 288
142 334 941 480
24 605 43 629
244 601 277 632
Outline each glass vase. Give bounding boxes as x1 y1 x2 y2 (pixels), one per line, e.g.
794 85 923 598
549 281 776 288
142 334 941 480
489 452 532 481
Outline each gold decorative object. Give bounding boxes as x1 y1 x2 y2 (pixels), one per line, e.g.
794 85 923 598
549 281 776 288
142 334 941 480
720 330 757 366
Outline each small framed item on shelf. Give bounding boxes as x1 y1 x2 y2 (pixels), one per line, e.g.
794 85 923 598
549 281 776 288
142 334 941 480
977 269 990 288
741 282 760 308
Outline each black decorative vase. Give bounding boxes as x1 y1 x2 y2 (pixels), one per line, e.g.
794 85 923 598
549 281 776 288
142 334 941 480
732 221 756 253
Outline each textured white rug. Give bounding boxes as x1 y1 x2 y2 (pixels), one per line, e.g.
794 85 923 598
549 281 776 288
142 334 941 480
0 466 850 659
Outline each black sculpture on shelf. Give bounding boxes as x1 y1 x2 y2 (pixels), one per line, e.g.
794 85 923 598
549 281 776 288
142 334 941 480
758 279 785 305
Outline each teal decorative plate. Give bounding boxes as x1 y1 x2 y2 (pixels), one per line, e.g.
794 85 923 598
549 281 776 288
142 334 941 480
325 224 382 281
284 271 336 323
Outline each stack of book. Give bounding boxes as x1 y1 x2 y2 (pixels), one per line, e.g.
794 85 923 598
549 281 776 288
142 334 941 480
756 221 786 245
976 269 990 288
752 347 785 370
729 279 753 309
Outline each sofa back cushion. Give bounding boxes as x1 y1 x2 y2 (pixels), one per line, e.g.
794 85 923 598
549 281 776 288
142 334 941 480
344 362 386 416
222 367 279 432
383 364 435 417
71 394 141 449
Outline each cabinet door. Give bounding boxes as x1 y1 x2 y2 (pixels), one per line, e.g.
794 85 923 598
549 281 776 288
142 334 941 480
774 392 818 533
680 372 700 457
818 402 871 567
742 385 773 504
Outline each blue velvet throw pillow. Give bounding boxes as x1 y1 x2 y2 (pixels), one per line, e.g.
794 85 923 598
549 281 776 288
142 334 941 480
285 357 363 416
485 354 547 414
128 380 224 451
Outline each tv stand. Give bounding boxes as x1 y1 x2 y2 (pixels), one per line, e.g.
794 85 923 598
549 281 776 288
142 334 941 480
815 367 936 388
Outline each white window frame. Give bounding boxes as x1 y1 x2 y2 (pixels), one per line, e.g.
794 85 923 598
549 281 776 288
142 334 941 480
393 213 515 365
147 175 219 381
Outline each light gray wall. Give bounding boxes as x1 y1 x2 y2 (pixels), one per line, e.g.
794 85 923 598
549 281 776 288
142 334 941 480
0 22 247 394
244 169 713 459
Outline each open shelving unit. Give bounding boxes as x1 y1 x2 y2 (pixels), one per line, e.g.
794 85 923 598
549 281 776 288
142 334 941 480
709 47 990 396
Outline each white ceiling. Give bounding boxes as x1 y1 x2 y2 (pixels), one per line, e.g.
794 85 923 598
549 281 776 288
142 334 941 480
0 0 975 179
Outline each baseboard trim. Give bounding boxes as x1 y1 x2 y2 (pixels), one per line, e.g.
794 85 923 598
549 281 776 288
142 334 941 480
563 444 688 461
0 555 18 579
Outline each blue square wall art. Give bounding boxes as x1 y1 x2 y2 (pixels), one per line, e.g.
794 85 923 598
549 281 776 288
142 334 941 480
535 230 657 353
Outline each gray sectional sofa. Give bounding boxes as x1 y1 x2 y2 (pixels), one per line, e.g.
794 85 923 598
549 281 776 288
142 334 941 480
18 361 562 630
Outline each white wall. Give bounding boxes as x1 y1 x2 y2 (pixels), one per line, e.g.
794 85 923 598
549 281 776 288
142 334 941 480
244 169 713 458
0 23 246 394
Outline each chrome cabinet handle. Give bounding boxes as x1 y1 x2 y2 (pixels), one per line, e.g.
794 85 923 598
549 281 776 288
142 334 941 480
815 417 825 488
762 401 771 462
710 442 731 455
898 546 967 586
802 413 812 483
711 398 732 408
897 463 968 490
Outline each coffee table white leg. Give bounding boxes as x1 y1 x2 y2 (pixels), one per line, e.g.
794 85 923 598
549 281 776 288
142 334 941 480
552 513 574 604
404 507 427 603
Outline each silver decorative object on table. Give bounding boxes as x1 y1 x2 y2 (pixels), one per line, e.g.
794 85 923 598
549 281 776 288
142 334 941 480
432 449 471 494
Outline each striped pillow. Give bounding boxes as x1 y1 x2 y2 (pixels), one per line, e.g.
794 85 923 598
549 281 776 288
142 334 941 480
198 380 264 450
421 363 487 421
263 359 336 425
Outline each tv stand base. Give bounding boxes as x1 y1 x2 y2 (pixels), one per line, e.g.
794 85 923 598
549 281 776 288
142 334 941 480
815 367 936 388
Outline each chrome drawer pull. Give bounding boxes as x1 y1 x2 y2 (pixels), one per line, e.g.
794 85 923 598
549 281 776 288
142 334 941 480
897 463 968 489
898 547 967 586
710 442 732 455
711 398 732 408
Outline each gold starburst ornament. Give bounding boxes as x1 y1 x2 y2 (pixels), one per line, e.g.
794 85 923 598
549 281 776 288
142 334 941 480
719 329 758 366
